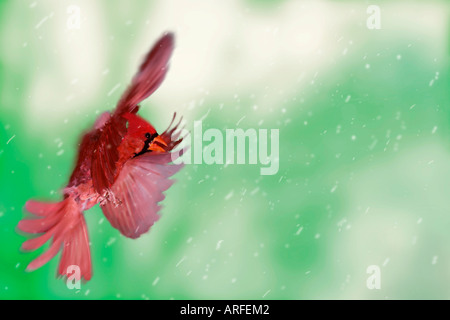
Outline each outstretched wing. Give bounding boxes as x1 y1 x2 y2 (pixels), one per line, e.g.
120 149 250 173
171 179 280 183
90 114 128 193
100 116 185 238
114 32 174 116
90 32 175 194
100 151 184 238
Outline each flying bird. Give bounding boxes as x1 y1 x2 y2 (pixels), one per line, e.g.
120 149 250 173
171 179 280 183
17 32 184 281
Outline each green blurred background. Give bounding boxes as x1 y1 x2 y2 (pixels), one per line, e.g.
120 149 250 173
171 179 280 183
1 0 449 299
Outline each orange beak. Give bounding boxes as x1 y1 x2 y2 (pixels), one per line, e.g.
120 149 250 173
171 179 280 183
148 135 167 153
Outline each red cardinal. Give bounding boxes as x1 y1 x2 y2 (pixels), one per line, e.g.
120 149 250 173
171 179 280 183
18 32 184 281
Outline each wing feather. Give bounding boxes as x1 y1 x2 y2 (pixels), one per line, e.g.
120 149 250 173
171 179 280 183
91 33 175 193
91 115 128 193
114 32 174 116
100 151 184 238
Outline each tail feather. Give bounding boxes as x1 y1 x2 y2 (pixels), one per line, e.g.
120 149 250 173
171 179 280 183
58 213 92 280
18 197 92 281
25 200 62 216
18 214 60 234
21 231 52 251
26 239 62 271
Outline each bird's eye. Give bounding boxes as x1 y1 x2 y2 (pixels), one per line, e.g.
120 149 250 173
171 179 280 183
145 133 151 139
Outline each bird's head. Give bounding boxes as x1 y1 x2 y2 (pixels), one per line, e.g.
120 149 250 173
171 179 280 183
122 112 167 154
